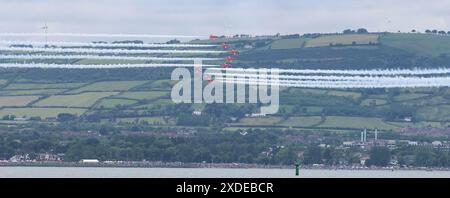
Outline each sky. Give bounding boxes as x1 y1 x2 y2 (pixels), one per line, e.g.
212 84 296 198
0 0 449 37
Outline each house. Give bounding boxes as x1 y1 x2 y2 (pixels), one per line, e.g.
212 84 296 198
360 155 370 166
80 159 100 164
343 141 355 147
432 141 443 147
192 111 202 116
404 117 413 122
37 153 62 161
250 113 266 118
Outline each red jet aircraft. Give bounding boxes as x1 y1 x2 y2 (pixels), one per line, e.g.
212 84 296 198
225 56 234 63
222 63 231 68
221 43 230 49
209 35 219 40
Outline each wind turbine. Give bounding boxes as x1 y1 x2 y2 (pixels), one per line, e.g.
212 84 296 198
42 22 48 47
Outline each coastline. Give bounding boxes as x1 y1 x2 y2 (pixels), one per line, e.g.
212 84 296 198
1 161 449 172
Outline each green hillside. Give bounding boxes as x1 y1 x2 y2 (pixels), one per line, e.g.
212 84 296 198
380 33 450 57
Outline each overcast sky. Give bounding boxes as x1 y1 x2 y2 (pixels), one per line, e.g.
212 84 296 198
0 0 449 36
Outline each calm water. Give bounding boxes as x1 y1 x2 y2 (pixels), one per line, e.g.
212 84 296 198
1 167 450 178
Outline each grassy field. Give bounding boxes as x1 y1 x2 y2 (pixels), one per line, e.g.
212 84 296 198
75 59 146 65
34 92 118 108
146 80 178 90
116 116 170 125
387 121 447 129
305 34 379 47
4 83 85 90
96 98 138 109
0 79 8 86
268 38 310 49
288 88 328 95
67 81 147 93
318 116 397 130
117 91 169 100
416 105 450 122
0 107 87 118
0 89 67 96
327 90 362 100
236 117 283 126
380 33 450 56
361 99 388 106
0 96 40 107
393 93 429 101
133 99 174 109
279 116 323 127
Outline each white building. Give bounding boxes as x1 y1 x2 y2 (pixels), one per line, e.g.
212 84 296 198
192 111 202 116
80 159 100 164
432 141 443 147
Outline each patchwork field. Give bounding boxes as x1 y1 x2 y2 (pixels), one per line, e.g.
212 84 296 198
380 33 450 56
67 81 148 93
416 105 450 122
0 96 40 107
0 107 87 118
236 117 283 126
117 91 169 100
327 90 362 100
4 83 85 90
268 38 310 49
116 116 171 125
96 98 138 109
305 34 379 47
0 89 67 96
75 59 146 65
279 116 323 127
33 92 118 108
393 93 429 101
361 99 387 106
318 116 397 130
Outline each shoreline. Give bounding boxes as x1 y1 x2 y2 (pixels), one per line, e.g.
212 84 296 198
1 162 450 172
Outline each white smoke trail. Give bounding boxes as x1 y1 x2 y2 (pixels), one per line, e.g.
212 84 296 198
0 40 217 48
0 47 225 54
0 63 219 69
0 54 222 61
209 67 450 76
0 33 205 39
215 77 450 88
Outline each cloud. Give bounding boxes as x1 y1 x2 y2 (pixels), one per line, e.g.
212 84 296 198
0 0 448 36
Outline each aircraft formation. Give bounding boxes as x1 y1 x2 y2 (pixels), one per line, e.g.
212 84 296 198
0 32 448 88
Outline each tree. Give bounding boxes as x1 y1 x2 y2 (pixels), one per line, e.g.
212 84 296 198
303 146 323 164
411 29 416 33
432 30 438 34
57 113 77 122
323 147 337 165
343 29 355 34
414 147 435 167
357 28 369 34
425 29 431 33
366 147 391 167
